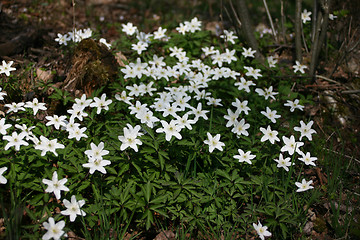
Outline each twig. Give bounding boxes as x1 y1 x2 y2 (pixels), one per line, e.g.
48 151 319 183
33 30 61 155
342 90 360 94
262 0 278 42
72 0 76 41
228 0 241 28
315 74 342 85
325 131 335 142
322 147 360 164
301 24 309 53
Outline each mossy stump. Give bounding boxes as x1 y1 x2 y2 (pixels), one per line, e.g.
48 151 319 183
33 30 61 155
63 38 119 97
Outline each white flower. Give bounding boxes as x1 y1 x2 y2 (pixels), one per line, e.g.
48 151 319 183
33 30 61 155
90 93 112 114
253 221 272 240
176 22 188 35
45 115 67 130
295 178 314 192
233 149 255 164
204 132 225 153
5 102 25 114
3 131 28 151
35 136 65 156
122 22 137 35
244 66 262 79
274 153 293 171
137 110 159 128
174 113 196 130
54 33 70 45
294 120 316 141
85 142 109 160
24 98 47 115
267 56 278 68
74 94 93 110
131 41 148 55
232 119 250 137
61 195 86 222
261 107 281 123
15 123 35 141
234 77 256 93
136 31 153 44
118 124 143 152
329 13 337 20
115 90 133 105
211 51 224 67
231 99 251 115
293 61 307 74
0 167 7 184
202 46 217 56
206 97 223 107
160 103 181 118
67 104 88 122
0 87 7 100
0 118 12 135
156 120 182 142
99 38 111 49
280 135 304 155
67 126 88 141
260 125 280 144
0 60 16 76
186 17 202 33
298 152 317 166
284 99 304 112
220 30 238 44
222 48 237 64
83 158 111 174
129 101 149 120
126 83 146 97
42 171 69 200
153 27 167 39
255 86 278 100
301 9 312 24
42 217 66 240
224 109 240 128
242 47 256 58
188 103 209 121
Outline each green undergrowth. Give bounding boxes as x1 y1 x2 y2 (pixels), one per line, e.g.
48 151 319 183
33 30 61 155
0 16 358 240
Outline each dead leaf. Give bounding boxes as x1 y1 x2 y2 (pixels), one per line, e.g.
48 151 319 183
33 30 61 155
115 51 127 67
36 68 54 83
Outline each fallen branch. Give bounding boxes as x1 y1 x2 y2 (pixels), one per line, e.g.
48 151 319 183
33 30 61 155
341 90 360 94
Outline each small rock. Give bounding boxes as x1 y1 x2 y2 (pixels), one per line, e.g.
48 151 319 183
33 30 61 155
154 230 176 240
303 221 314 235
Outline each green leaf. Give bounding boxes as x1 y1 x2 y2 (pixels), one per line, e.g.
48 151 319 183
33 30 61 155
177 139 194 146
216 169 231 180
150 194 167 204
158 152 165 171
143 181 152 203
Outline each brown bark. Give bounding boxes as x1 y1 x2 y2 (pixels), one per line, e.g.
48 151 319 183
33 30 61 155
235 0 264 61
295 0 302 62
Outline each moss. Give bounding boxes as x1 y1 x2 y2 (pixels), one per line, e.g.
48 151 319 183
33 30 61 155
75 38 102 59
313 216 327 233
63 38 119 96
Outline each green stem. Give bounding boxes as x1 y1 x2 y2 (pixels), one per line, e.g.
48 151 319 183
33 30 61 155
209 105 214 132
